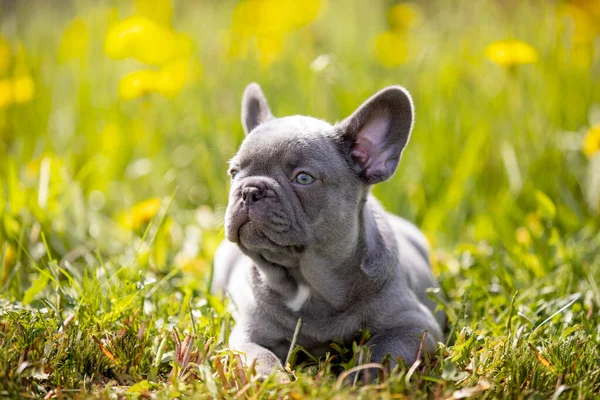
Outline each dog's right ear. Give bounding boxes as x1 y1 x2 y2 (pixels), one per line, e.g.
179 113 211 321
241 83 274 135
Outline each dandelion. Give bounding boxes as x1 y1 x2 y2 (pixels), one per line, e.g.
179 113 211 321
485 39 538 68
1 243 17 282
558 5 597 44
119 198 162 230
229 0 322 67
388 3 422 31
99 123 122 153
374 31 408 68
515 227 532 246
0 79 12 109
12 76 34 103
557 5 598 69
373 3 421 68
155 58 201 97
58 18 89 62
582 124 600 158
526 213 544 238
118 70 156 100
105 16 190 66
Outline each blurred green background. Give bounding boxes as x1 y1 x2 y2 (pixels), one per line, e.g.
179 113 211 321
1 0 599 296
1 0 600 396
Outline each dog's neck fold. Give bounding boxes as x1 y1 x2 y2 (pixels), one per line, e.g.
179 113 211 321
250 194 398 312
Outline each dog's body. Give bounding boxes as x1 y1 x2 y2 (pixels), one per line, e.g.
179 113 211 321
212 83 445 377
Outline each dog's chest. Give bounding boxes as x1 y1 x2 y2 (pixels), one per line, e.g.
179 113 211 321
284 283 311 312
253 281 366 347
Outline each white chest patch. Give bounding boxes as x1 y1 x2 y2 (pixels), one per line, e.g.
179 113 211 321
285 284 311 312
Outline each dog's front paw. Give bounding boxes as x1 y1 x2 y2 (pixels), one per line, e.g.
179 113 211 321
252 364 291 384
247 348 291 383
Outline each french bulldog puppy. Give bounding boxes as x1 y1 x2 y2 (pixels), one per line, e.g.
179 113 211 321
212 83 445 379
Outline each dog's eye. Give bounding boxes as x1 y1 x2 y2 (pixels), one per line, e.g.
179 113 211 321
229 169 239 179
294 172 316 185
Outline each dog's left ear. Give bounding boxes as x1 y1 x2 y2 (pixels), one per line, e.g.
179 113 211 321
241 83 274 135
337 86 414 184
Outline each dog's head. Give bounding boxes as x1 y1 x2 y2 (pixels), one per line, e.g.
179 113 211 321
224 83 414 267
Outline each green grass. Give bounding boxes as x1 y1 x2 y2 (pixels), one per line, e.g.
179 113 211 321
1 0 600 398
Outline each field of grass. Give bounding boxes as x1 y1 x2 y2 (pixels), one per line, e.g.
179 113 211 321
1 0 600 398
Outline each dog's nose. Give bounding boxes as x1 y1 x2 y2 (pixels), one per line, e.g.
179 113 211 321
241 184 266 205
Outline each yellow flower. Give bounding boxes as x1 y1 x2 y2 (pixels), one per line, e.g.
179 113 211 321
99 123 122 153
58 18 89 62
526 213 544 239
583 124 600 158
12 76 34 103
0 79 12 109
119 198 162 229
556 5 598 69
229 0 322 67
485 39 538 68
256 33 287 67
558 5 597 44
2 243 17 282
0 76 34 108
388 3 422 32
118 70 156 100
515 227 532 246
374 31 408 68
0 36 10 75
105 16 191 66
105 16 155 59
290 0 322 28
155 58 201 97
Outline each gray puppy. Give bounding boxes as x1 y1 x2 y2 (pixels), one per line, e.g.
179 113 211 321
212 83 445 379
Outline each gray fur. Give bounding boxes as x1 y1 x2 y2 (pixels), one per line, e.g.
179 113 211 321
213 83 446 379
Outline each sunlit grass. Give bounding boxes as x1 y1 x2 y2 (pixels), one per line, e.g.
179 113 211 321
1 0 599 398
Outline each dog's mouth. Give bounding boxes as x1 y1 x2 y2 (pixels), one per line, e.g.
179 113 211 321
238 220 306 252
225 206 307 266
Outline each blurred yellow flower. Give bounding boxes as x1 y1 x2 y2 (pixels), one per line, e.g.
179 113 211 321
526 213 544 238
572 0 600 20
118 70 156 100
105 16 154 59
135 0 173 27
374 31 408 68
515 226 532 246
230 0 322 67
2 243 16 266
100 123 122 153
105 16 191 66
557 5 598 69
388 3 422 31
0 36 10 75
12 76 34 103
58 18 89 62
119 198 162 229
582 124 600 158
118 58 200 100
558 5 597 44
155 58 201 97
290 0 322 28
0 79 12 109
256 34 287 67
1 243 17 282
485 39 538 68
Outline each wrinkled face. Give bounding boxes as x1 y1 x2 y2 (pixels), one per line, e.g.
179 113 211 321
225 83 414 267
224 117 362 267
